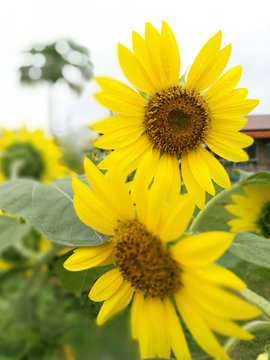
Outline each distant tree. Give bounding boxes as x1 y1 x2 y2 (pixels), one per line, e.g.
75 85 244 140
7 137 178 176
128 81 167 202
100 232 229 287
19 39 93 95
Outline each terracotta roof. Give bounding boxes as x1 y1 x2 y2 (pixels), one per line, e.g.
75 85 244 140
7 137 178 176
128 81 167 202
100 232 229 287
243 114 270 130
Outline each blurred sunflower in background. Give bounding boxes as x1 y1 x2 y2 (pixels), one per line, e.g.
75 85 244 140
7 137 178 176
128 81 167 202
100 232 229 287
0 126 71 183
64 153 260 360
226 185 270 238
93 21 259 209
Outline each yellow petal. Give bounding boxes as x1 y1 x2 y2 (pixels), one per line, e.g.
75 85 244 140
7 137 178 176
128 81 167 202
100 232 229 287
94 124 145 149
95 92 145 117
192 263 246 290
84 157 133 222
92 115 143 134
181 272 261 319
159 193 196 242
147 297 171 358
132 30 160 89
205 134 249 162
258 185 270 202
145 22 169 90
72 180 116 235
97 281 134 325
175 289 232 360
186 31 222 92
64 242 114 271
138 297 156 359
89 268 123 302
227 219 258 232
131 292 144 340
95 77 147 107
210 117 247 131
209 129 254 148
181 154 206 209
160 21 180 86
163 298 191 360
118 43 155 95
171 231 235 267
231 194 262 212
204 65 242 103
193 43 232 93
210 88 248 109
225 204 258 220
188 149 215 196
197 145 231 189
98 135 152 175
154 153 181 204
244 185 264 202
210 99 259 118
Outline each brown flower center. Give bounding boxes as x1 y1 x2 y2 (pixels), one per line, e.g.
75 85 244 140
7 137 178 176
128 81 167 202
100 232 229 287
113 219 181 298
144 86 211 156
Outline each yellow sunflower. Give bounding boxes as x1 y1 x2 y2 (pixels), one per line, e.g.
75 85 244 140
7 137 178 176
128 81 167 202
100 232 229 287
226 185 270 238
0 126 71 183
92 22 259 209
64 153 260 360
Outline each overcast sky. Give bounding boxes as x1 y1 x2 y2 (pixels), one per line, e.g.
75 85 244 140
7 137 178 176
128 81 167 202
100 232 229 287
0 0 269 135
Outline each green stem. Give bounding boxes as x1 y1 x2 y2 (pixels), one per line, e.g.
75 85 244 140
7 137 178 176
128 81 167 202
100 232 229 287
214 320 270 359
242 288 270 319
189 182 240 232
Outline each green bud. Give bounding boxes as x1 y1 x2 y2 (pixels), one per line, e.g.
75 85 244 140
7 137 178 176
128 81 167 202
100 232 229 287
2 142 45 180
256 201 270 238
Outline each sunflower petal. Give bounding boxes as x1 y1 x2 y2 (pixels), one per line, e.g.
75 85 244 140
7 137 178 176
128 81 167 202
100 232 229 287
89 268 123 302
118 43 155 95
64 242 114 271
204 65 242 103
186 31 222 92
92 115 144 134
171 231 235 267
131 292 144 340
160 21 180 86
210 99 259 118
97 281 134 325
197 145 231 189
138 297 156 359
163 298 191 360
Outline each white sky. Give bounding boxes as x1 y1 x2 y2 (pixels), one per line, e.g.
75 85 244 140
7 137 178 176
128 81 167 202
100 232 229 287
0 0 269 135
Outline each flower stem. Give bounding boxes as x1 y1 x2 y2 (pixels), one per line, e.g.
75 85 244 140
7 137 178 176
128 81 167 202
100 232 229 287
189 182 240 233
242 288 270 319
214 320 270 359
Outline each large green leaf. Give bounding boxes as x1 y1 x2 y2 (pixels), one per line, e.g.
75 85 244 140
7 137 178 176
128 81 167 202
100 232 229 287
54 251 114 293
238 170 270 186
0 177 109 247
0 216 31 252
229 232 270 268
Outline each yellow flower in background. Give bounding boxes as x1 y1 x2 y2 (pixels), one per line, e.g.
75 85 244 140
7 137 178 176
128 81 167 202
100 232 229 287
226 185 270 238
0 126 71 183
92 21 259 209
64 154 260 360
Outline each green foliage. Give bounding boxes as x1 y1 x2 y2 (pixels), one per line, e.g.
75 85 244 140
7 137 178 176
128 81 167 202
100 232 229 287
19 39 93 95
0 216 31 252
54 251 114 293
0 177 109 246
229 232 270 269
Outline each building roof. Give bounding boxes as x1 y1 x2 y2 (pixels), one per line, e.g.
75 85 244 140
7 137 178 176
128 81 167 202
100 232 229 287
243 115 270 130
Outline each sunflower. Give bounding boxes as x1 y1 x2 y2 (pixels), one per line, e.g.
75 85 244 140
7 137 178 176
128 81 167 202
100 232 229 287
226 185 270 238
92 22 259 209
0 126 71 183
64 153 260 360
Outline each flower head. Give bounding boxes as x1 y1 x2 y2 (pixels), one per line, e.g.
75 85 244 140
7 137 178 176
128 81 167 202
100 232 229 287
64 154 260 360
0 126 71 183
226 185 270 238
92 22 259 209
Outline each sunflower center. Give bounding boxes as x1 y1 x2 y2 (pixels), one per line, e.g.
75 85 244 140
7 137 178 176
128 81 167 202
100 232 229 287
257 201 270 238
113 219 181 298
144 86 211 156
2 142 45 180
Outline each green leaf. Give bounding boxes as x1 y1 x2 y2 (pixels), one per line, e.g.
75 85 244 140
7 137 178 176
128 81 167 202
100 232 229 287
54 251 114 293
239 171 270 186
0 216 31 252
0 177 109 247
229 232 270 268
232 169 254 180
